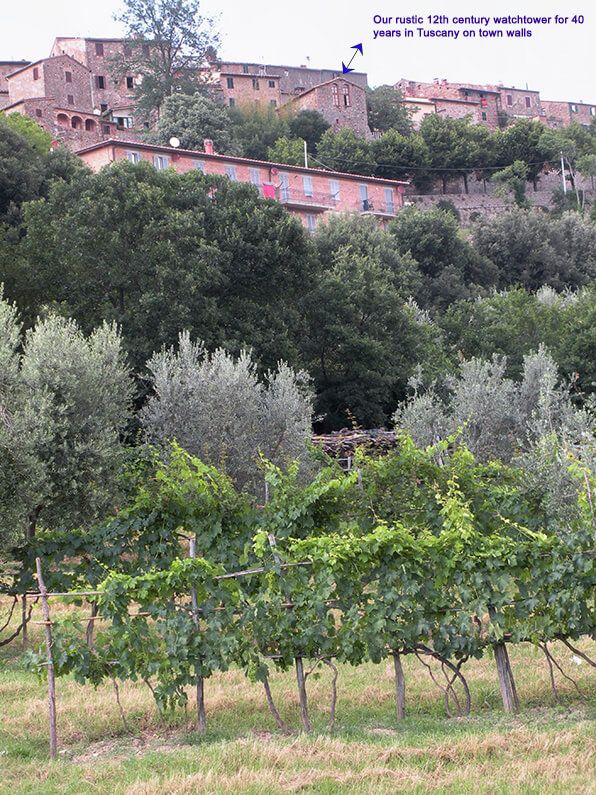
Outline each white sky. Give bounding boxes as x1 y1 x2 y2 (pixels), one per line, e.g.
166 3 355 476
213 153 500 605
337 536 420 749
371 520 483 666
2 0 593 104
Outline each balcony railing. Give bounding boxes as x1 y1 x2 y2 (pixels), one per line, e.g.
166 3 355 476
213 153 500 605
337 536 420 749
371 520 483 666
268 187 399 217
275 187 336 211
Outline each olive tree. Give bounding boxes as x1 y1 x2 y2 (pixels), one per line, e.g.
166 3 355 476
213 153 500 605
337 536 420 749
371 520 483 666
0 301 133 545
141 332 314 494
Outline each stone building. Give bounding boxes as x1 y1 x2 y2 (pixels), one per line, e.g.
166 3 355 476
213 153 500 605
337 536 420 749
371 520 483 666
76 138 407 230
497 85 543 120
0 60 29 109
396 78 500 131
50 37 139 116
217 65 282 109
541 100 596 128
284 77 369 136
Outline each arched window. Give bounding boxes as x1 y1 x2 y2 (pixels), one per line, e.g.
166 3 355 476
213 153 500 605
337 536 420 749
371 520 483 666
56 113 69 126
71 116 82 129
85 119 96 131
343 84 350 107
332 83 339 107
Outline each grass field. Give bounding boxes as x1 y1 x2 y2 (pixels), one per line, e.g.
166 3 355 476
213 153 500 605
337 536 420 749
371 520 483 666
2 598 596 794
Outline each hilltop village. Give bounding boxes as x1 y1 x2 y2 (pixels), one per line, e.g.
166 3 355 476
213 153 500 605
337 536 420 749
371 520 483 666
1 37 593 148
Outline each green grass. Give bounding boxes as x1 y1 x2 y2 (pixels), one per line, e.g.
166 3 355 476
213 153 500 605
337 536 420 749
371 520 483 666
2 602 596 794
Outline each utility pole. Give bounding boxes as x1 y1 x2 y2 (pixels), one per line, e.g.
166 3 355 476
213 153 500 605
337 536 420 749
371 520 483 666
560 151 567 194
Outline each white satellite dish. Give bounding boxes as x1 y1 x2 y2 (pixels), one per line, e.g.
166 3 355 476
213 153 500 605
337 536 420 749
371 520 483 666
169 136 180 148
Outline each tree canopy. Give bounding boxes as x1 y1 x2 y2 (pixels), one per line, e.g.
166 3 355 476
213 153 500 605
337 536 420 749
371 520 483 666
112 0 219 117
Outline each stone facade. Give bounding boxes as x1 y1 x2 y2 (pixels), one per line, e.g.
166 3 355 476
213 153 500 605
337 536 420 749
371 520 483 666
284 78 369 136
220 61 368 102
76 139 406 230
6 55 92 110
3 97 136 145
498 86 543 120
397 76 596 131
51 37 138 114
541 100 596 127
396 78 500 131
0 60 29 109
218 69 282 110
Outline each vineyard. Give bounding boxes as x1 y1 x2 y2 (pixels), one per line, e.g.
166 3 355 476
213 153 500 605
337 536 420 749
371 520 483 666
6 435 596 755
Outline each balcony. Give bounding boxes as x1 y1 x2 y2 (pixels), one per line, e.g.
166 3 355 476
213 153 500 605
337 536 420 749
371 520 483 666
275 187 335 212
358 199 397 218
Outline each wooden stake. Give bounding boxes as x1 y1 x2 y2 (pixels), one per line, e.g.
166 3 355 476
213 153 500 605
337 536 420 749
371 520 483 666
393 652 406 720
21 594 27 650
493 643 519 713
35 557 57 757
489 608 519 713
295 656 311 732
189 537 206 734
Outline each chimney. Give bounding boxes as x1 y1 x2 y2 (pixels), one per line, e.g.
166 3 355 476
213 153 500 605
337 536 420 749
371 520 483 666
204 138 214 155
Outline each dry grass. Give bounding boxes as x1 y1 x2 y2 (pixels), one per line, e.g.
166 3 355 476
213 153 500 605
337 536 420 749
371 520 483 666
2 597 596 794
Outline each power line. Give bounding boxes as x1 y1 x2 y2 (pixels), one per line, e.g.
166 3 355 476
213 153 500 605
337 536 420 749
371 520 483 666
308 151 551 174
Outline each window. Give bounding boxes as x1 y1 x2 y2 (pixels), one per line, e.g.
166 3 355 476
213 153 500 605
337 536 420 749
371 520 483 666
102 124 111 134
243 64 249 73
329 179 340 201
591 107 596 116
228 97 235 107
279 173 290 200
193 160 205 172
65 71 72 83
480 97 487 107
343 84 351 107
506 94 512 106
570 104 578 113
306 214 317 232
303 176 313 197
481 111 487 121
225 165 237 181
100 103 108 113
153 155 168 170
85 119 96 131
126 151 141 163
95 42 104 56
249 168 260 186
525 96 531 108
268 80 275 88
96 75 105 89
270 99 277 107
33 66 39 80
35 108 42 117
227 77 234 88
115 116 133 128
252 78 260 90
126 76 134 89
384 188 394 214
359 184 369 211
67 94 74 105
332 83 339 106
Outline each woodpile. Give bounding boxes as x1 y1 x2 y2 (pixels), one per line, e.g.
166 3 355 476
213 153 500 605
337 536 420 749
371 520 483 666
312 429 398 463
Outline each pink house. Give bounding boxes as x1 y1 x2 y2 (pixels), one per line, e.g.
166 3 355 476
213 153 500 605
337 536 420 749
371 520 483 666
76 139 408 229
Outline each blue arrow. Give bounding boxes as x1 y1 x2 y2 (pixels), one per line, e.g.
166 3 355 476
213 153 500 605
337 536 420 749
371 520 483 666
342 43 363 73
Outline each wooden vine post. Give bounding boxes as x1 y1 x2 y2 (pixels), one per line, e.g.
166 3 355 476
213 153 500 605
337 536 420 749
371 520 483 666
35 557 57 757
268 531 311 733
489 607 519 713
189 537 207 734
393 652 406 720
